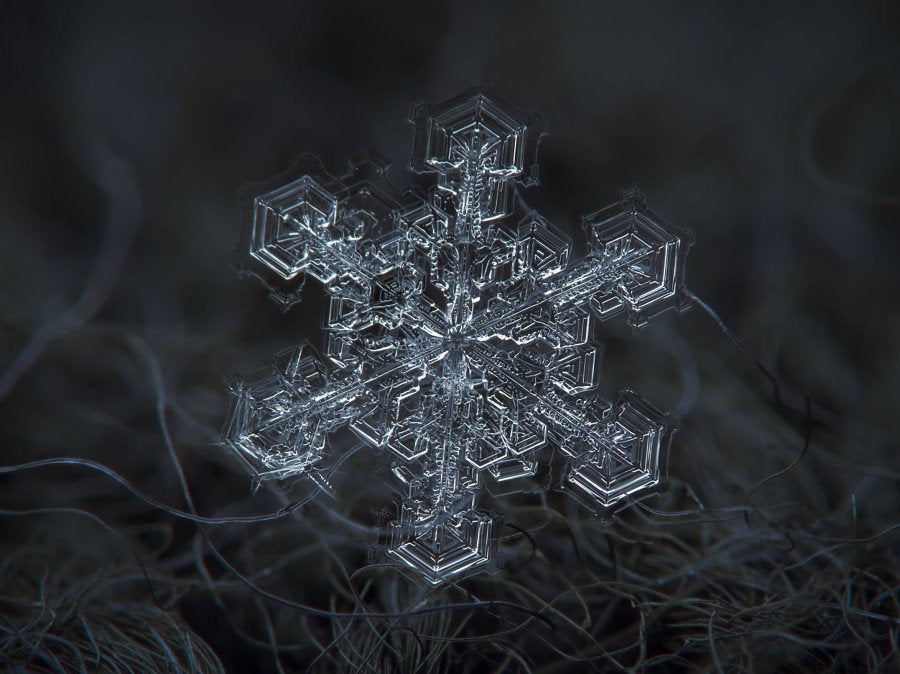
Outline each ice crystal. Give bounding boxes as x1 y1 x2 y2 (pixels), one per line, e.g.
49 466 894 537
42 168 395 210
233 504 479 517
224 83 693 585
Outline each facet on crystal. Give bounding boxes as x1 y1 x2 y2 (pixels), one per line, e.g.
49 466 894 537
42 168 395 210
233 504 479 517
563 389 674 512
386 507 496 585
250 176 338 280
583 189 691 328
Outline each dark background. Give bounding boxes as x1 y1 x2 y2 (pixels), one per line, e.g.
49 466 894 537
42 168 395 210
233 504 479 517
1 2 898 671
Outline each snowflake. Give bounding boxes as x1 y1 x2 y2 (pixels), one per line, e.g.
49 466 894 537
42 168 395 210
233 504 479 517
224 83 693 585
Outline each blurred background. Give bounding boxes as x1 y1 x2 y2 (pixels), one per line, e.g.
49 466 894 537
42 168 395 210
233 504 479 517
1 1 898 671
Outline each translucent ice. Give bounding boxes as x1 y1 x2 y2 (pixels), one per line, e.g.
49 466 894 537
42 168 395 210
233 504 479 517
224 83 693 584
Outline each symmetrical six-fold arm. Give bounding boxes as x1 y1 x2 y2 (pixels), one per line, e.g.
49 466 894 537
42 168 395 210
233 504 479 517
224 84 692 585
